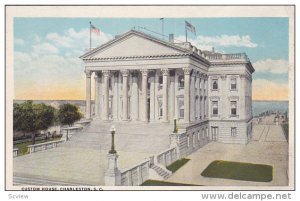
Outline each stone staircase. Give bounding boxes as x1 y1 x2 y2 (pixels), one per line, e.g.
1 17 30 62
150 164 172 180
62 120 172 154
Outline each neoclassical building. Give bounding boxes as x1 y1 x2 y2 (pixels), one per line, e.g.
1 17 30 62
80 30 254 144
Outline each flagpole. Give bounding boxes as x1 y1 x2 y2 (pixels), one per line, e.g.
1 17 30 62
89 21 92 50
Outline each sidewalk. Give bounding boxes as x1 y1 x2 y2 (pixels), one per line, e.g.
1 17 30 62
167 124 288 186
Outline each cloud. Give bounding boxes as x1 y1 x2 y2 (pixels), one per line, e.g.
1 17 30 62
252 79 288 101
253 59 288 74
175 34 258 51
32 43 59 55
15 38 25 46
46 28 113 51
46 32 73 48
14 27 115 100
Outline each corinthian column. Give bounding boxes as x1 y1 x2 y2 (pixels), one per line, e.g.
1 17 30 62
121 70 129 121
85 70 91 119
131 71 139 121
183 67 191 123
102 70 110 121
161 69 169 122
141 69 149 122
94 72 99 118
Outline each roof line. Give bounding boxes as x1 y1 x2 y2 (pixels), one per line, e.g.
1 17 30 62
79 29 192 59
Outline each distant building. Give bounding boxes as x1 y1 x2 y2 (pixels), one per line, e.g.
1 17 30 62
80 30 254 144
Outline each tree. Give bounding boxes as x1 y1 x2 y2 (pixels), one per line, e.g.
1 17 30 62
13 103 23 137
58 103 82 126
15 101 56 144
58 103 82 141
19 101 36 143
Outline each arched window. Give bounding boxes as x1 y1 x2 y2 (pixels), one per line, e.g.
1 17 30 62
212 101 218 115
231 101 237 116
178 75 184 88
230 78 237 90
212 79 218 90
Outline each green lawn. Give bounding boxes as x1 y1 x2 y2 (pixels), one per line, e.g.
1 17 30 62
201 160 273 182
141 180 198 186
166 158 190 173
14 136 62 156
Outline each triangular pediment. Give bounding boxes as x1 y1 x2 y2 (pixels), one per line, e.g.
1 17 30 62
80 30 188 60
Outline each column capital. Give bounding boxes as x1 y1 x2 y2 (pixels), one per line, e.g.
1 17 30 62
85 70 91 77
121 69 129 77
140 69 149 76
94 71 102 77
102 70 110 77
182 67 192 75
161 68 169 76
191 70 197 77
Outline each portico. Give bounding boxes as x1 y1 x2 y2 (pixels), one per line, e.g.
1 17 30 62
85 67 208 123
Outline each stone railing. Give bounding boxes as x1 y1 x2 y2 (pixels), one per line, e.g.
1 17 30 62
61 126 83 141
120 159 150 186
13 148 19 157
205 53 249 61
74 119 91 128
170 121 210 158
156 146 178 167
27 139 65 154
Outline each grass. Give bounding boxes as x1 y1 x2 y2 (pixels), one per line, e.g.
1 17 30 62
282 123 289 142
141 180 198 186
14 136 62 156
201 160 273 182
166 158 190 173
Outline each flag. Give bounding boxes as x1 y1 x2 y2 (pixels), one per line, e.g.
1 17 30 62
185 21 196 34
91 24 100 36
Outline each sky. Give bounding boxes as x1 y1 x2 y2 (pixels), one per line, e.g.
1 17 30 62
13 17 289 101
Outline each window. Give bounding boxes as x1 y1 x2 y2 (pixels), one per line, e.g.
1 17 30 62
231 127 237 137
202 128 205 138
178 75 184 89
211 127 218 141
178 99 184 119
179 108 184 118
212 101 218 115
158 76 163 90
212 79 218 90
159 108 163 117
231 101 237 116
230 78 237 90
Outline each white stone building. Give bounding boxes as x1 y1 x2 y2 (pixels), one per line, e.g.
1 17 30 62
80 30 254 144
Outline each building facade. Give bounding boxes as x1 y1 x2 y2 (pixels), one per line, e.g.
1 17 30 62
80 30 254 144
